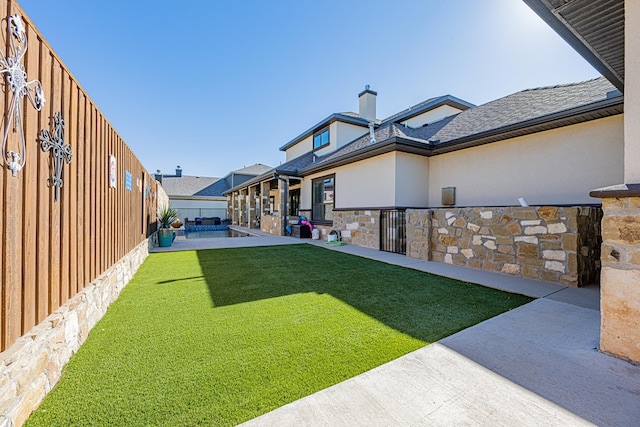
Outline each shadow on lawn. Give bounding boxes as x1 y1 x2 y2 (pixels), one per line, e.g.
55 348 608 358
195 245 531 343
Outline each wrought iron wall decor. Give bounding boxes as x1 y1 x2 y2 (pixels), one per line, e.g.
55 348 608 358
39 112 72 201
0 14 46 176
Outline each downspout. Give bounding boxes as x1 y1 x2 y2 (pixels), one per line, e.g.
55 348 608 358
273 172 288 235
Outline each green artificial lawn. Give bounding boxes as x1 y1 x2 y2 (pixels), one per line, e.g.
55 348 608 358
26 244 531 426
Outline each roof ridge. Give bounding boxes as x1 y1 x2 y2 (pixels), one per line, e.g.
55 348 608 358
520 76 607 93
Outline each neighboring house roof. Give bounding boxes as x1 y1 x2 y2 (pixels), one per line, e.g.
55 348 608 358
232 164 273 175
164 164 273 198
161 175 219 197
524 0 624 92
194 179 231 197
301 77 622 174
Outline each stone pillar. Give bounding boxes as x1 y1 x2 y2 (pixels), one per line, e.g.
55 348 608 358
230 192 238 224
260 181 270 233
589 190 640 364
278 178 287 235
588 0 640 364
248 186 257 228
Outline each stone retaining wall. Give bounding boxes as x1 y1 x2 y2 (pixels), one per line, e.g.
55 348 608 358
407 206 602 286
0 238 150 427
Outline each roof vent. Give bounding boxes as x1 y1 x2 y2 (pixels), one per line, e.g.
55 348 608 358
369 122 376 145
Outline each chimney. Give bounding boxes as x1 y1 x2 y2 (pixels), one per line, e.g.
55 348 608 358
358 85 377 122
155 169 162 184
175 165 182 177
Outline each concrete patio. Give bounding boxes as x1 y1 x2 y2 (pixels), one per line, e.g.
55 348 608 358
151 228 640 426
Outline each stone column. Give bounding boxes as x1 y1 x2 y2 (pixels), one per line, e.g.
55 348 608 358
589 0 640 364
230 192 238 224
260 181 270 232
276 178 287 236
590 190 640 363
248 185 257 228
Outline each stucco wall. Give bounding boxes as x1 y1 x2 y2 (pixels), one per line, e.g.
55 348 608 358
625 0 640 183
285 135 313 162
428 116 623 206
395 152 430 207
300 154 397 212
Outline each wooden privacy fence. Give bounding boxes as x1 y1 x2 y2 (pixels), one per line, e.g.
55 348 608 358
0 0 159 352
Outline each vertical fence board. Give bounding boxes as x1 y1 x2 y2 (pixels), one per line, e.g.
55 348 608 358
75 88 84 294
89 106 96 282
48 58 61 311
1 1 20 348
21 23 39 333
59 71 70 304
35 39 51 324
67 76 77 296
82 94 90 287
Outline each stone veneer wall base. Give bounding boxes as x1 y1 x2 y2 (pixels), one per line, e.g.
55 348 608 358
0 237 151 427
407 206 602 287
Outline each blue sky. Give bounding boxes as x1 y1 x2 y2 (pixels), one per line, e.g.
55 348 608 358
18 0 599 178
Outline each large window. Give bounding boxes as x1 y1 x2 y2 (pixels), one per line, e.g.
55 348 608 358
312 176 334 222
313 128 329 149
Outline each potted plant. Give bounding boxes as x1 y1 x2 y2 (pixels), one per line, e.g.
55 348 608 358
157 204 179 247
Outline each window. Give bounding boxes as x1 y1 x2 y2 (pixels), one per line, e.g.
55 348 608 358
312 176 334 222
313 128 329 149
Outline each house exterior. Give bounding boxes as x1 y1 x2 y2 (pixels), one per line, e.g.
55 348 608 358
226 78 624 268
159 164 271 223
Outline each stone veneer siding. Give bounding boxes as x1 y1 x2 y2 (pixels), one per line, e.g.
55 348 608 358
0 238 150 427
407 206 602 286
261 214 283 236
599 197 640 363
332 210 381 249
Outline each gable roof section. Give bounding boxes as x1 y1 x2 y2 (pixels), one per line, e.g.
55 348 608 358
301 77 623 175
279 113 370 152
381 95 475 124
524 0 624 91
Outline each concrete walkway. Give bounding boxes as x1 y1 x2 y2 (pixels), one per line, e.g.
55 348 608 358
151 228 640 426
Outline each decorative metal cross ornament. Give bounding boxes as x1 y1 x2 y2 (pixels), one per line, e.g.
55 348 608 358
39 112 72 201
0 14 46 176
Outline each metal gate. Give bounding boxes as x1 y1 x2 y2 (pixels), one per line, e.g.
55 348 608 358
380 210 406 254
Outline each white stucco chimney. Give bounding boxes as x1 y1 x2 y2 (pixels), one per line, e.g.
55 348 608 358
358 85 377 122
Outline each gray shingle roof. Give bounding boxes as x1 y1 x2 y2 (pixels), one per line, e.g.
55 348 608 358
161 175 220 197
231 163 273 175
303 77 619 172
194 179 231 197
428 77 618 144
